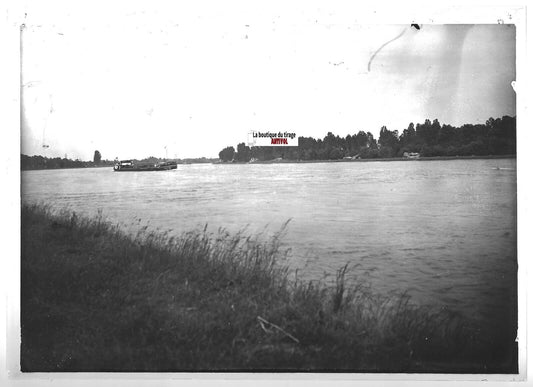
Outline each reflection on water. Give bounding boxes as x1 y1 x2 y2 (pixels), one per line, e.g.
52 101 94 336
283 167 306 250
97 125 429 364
22 159 517 328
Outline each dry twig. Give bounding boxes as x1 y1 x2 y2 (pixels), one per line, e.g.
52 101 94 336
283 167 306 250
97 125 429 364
257 316 300 344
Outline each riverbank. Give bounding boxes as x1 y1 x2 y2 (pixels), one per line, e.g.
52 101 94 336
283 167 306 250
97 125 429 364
21 154 218 171
21 204 517 372
214 154 516 165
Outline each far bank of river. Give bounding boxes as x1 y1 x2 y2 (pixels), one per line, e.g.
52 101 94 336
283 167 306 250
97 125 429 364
21 154 516 170
214 154 516 165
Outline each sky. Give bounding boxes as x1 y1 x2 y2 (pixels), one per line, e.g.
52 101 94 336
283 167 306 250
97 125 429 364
20 5 516 160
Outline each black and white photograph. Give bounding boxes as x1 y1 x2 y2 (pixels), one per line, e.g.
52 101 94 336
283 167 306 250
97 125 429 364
4 1 529 382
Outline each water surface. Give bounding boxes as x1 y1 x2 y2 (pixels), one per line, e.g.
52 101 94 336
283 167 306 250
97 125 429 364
22 159 517 329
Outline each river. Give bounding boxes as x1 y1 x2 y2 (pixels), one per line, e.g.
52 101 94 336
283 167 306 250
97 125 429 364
21 158 517 329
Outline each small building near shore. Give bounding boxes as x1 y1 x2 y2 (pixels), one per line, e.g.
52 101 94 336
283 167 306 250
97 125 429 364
403 152 420 159
343 154 361 160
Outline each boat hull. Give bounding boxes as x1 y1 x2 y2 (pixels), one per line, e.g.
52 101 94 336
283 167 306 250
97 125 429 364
113 163 177 172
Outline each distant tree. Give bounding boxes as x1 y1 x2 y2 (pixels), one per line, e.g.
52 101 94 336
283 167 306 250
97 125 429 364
438 124 456 145
378 126 400 157
399 122 417 147
414 119 429 145
328 147 344 160
218 146 235 162
367 132 378 150
251 146 276 161
355 131 369 150
93 150 102 164
428 119 441 145
235 143 252 162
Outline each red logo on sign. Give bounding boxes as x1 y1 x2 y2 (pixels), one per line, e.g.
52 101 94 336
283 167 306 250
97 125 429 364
271 138 288 145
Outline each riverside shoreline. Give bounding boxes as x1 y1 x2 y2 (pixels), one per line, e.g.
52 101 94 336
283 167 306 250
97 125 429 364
214 154 516 165
20 154 516 170
20 204 517 372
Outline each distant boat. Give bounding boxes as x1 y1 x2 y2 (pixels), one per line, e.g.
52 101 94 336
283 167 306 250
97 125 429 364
113 160 177 172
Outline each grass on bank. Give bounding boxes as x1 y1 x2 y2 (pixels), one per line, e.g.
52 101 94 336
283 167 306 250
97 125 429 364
20 204 517 372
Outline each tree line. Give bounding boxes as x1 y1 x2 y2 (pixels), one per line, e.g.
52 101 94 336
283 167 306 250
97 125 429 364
21 154 114 170
20 152 219 170
219 115 516 162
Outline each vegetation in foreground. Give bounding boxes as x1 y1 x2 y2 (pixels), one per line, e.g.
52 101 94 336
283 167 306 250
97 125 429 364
21 205 517 372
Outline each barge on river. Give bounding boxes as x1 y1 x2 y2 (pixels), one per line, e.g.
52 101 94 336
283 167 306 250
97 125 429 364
113 160 178 172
